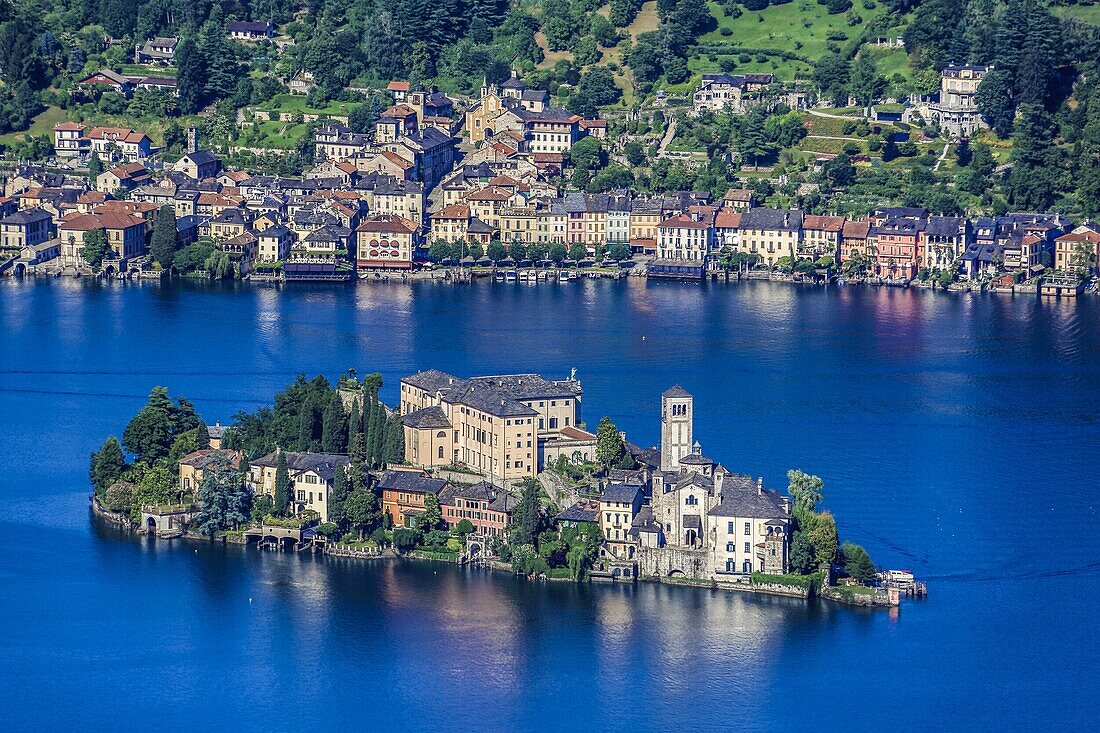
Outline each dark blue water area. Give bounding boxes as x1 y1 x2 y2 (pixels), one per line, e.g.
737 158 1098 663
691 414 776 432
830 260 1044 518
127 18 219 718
0 277 1096 730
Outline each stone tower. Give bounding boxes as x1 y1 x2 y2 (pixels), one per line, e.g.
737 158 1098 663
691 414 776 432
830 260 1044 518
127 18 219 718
763 524 787 575
660 385 693 472
186 126 199 154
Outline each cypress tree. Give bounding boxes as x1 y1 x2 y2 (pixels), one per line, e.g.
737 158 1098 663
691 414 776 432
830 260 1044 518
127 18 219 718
329 463 349 528
348 398 360 449
196 419 211 449
89 436 126 496
368 396 385 468
321 393 346 453
274 451 291 516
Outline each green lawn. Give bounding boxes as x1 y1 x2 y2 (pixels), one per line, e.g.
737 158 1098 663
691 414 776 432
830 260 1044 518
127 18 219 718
0 105 67 146
689 0 890 82
256 94 360 118
240 119 310 149
119 64 178 78
1055 2 1100 24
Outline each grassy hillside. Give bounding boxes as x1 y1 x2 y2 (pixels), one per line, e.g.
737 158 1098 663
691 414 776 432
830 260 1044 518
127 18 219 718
688 0 892 82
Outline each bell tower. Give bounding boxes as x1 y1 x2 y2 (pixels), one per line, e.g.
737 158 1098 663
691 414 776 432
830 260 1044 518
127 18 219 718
660 385 693 473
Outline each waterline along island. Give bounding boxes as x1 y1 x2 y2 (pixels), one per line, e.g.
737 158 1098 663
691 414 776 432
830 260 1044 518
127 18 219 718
90 369 908 608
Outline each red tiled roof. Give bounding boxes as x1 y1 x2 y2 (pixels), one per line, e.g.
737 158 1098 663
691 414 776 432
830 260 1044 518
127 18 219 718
432 205 470 219
803 215 845 232
58 211 144 231
356 214 417 234
843 220 870 238
714 210 741 228
387 81 410 92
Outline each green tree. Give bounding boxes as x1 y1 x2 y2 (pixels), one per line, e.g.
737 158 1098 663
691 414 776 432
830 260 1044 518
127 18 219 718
89 436 126 496
345 488 376 540
841 541 876 583
595 416 626 467
802 511 839 571
251 494 274 525
149 205 180 270
192 469 252 536
196 420 211 450
455 518 475 535
787 469 824 525
320 392 347 454
134 465 177 509
87 152 104 184
103 480 135 514
511 478 542 546
123 387 179 463
420 492 442 531
273 451 291 516
486 240 507 262
568 243 587 262
393 527 419 553
80 229 110 270
789 532 815 574
738 110 773 167
848 54 885 113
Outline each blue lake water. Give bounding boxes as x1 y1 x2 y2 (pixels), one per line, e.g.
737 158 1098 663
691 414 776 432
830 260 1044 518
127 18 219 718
0 277 1096 730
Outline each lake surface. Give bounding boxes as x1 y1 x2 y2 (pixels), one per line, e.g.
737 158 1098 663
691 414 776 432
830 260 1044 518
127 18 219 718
0 277 1096 730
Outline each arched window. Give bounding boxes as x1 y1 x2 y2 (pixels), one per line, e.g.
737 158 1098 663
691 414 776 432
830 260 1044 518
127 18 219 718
685 495 697 506
437 446 444 459
549 417 558 429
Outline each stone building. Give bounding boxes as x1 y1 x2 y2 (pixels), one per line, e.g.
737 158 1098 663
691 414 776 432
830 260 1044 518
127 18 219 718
638 386 791 579
399 369 582 482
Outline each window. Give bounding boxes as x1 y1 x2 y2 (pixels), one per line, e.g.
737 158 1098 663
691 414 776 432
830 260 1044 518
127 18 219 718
744 542 751 553
727 522 734 534
549 417 558 429
685 495 697 506
438 446 444 459
744 522 751 535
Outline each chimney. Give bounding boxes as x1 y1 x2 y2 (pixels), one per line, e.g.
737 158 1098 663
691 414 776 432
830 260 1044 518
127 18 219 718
757 477 763 496
186 126 199 154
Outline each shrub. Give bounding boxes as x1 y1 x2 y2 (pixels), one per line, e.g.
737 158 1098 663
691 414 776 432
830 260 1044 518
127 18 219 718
744 0 769 9
720 27 733 36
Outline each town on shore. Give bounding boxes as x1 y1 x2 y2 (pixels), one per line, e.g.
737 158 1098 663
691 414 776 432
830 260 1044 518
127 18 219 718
89 368 922 608
2 66 1098 298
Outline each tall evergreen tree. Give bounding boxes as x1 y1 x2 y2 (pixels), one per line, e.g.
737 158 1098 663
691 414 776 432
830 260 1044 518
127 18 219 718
150 205 180 270
274 451 291 516
174 37 205 115
321 393 347 453
89 436 126 496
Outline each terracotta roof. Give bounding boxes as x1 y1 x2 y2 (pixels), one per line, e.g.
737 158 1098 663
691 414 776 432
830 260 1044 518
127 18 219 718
714 210 741 228
558 426 596 441
465 186 515 202
432 205 470 219
843 220 870 238
387 81 410 92
58 211 144 231
87 127 149 144
803 215 845 232
379 151 414 169
658 213 710 230
356 214 417 234
723 188 754 202
54 122 84 131
106 162 148 178
532 152 564 163
579 119 607 129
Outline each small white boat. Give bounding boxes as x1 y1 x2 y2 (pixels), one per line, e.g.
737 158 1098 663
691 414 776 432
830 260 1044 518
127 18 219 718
505 270 517 283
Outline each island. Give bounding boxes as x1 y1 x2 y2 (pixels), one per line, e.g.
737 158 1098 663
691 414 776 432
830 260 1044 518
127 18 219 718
89 369 920 608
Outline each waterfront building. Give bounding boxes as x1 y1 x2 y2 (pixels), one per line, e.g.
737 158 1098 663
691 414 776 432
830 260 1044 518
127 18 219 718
355 214 419 270
599 484 643 559
378 468 449 527
639 386 791 579
0 207 53 249
800 215 845 261
178 449 245 497
871 216 924 279
249 450 349 522
539 425 598 470
57 211 146 269
737 208 803 268
919 215 970 271
1054 223 1100 274
437 481 515 537
400 370 582 482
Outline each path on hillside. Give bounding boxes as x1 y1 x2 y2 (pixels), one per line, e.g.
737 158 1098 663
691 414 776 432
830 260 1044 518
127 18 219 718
933 142 950 172
807 109 864 121
656 116 677 157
